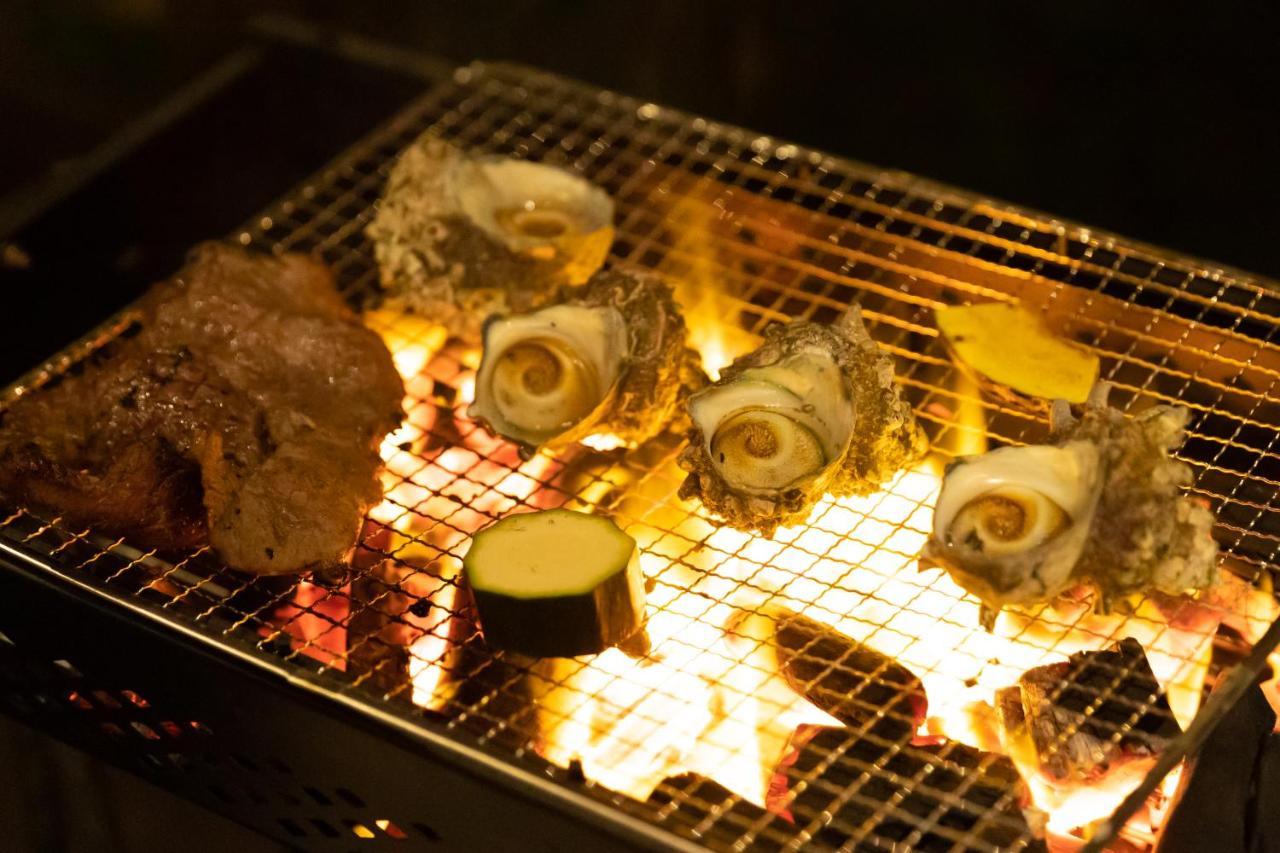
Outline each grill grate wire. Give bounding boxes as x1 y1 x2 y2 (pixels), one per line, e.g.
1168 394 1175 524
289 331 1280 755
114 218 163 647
3 62 1280 852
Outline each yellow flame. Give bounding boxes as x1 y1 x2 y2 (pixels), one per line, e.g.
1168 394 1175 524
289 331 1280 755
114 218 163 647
543 462 1219 828
580 433 628 452
658 194 761 379
537 601 839 804
365 309 448 382
407 576 458 711
367 281 1243 841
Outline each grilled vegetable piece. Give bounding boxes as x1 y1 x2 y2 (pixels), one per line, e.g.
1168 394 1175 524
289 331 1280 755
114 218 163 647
770 726 1045 850
755 609 927 741
998 638 1181 788
464 509 646 657
936 302 1099 405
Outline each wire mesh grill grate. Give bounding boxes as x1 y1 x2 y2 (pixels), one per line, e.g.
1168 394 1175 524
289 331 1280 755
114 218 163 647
4 61 1280 852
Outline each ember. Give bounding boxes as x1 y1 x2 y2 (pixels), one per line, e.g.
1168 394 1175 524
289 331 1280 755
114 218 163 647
359 301 1262 849
1001 639 1181 788
771 726 1044 851
994 638 1185 833
733 607 926 742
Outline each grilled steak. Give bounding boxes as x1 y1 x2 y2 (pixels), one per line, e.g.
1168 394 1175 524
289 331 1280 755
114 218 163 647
0 244 405 574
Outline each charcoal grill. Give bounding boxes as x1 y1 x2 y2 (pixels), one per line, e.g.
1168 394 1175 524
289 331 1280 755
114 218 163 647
3 57 1280 853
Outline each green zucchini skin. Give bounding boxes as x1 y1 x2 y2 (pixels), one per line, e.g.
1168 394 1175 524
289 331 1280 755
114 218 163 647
464 510 646 658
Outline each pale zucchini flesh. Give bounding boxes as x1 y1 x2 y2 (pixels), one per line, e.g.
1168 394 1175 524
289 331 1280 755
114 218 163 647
464 509 646 657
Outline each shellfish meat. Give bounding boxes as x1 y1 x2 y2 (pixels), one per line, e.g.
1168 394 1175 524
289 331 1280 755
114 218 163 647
469 268 702 456
927 384 1219 619
678 308 927 535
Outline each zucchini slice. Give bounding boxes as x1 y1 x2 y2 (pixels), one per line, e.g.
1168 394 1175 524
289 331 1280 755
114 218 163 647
463 509 646 657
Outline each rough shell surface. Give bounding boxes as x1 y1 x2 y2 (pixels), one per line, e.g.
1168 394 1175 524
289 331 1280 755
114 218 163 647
1056 390 1218 604
677 308 928 535
925 384 1219 612
366 136 612 343
471 268 703 455
569 270 705 447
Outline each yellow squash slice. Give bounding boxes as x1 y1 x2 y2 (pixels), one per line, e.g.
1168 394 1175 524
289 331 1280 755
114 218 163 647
935 302 1099 404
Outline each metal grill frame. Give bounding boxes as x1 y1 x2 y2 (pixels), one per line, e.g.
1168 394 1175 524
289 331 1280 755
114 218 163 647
2 59 1280 853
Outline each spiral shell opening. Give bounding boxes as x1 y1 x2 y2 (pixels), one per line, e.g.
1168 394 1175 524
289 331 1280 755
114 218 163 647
709 410 827 492
944 486 1070 558
489 338 602 438
495 205 575 241
928 441 1102 607
470 303 627 451
688 350 855 500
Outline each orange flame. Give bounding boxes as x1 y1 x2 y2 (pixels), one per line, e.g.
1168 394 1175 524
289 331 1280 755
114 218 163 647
361 276 1267 846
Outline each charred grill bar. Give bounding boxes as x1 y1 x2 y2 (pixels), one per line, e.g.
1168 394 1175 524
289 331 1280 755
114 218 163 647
2 58 1280 852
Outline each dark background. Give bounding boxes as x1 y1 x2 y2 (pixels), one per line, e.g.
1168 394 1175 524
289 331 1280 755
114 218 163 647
3 1 1279 381
0 2 1277 850
3 2 1279 276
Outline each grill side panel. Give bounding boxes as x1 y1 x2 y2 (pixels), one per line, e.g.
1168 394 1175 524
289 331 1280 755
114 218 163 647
0 553 658 853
